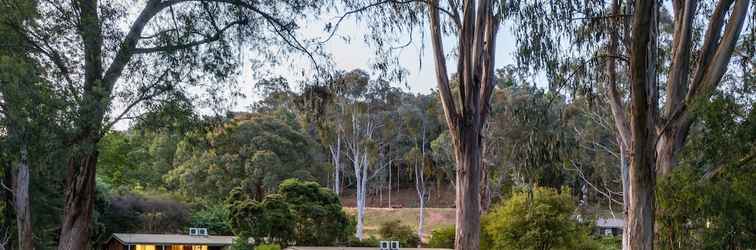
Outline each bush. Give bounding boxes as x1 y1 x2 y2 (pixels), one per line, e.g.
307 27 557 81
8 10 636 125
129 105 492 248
657 165 756 249
378 220 420 247
254 244 281 250
428 225 455 248
482 187 598 250
278 178 351 245
190 204 231 235
227 179 351 247
344 236 380 247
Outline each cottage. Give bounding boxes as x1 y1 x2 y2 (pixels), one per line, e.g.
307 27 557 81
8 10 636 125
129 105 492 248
595 218 624 237
104 228 234 250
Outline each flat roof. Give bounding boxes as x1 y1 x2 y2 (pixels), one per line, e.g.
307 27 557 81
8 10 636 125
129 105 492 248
596 218 624 229
111 233 235 245
285 248 452 250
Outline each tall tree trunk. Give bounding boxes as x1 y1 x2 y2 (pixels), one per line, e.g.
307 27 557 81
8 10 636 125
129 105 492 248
58 0 105 248
627 0 658 248
331 134 341 195
1 160 13 250
415 142 427 245
14 146 33 250
354 153 368 240
388 161 392 208
620 145 630 250
58 150 98 250
453 125 482 250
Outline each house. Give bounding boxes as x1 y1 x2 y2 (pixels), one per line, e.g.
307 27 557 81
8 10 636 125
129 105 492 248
595 218 624 237
104 228 235 250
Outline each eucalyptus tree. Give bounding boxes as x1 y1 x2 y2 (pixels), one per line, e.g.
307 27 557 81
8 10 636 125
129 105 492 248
399 94 440 242
1 0 332 248
330 69 404 239
503 0 752 247
336 1 504 247
0 2 68 248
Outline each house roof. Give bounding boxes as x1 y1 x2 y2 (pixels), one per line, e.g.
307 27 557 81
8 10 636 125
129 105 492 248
595 218 624 229
110 233 235 245
285 248 452 250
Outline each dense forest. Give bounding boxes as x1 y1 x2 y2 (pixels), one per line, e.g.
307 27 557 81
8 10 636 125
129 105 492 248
0 0 754 250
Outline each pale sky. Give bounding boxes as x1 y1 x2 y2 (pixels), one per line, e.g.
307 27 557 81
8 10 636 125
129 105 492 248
233 13 522 109
115 7 525 130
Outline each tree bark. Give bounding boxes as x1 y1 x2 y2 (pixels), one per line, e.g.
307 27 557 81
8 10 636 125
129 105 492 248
627 0 657 248
427 1 498 249
620 145 630 250
453 124 482 250
14 146 33 250
58 151 98 250
656 0 749 177
331 134 342 195
1 160 13 250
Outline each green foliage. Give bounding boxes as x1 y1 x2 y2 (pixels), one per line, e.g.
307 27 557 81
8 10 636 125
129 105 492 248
593 236 621 250
169 112 320 202
344 236 380 247
98 130 181 191
227 179 350 247
657 166 755 249
655 93 755 250
229 231 253 250
190 204 232 235
427 225 455 248
378 220 420 247
254 244 281 250
277 179 351 245
482 187 596 250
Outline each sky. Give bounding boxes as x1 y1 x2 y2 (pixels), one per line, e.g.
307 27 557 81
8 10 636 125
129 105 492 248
116 5 526 130
232 12 522 109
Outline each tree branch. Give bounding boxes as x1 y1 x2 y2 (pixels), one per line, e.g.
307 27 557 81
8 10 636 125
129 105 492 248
428 0 459 134
101 69 172 132
132 19 245 54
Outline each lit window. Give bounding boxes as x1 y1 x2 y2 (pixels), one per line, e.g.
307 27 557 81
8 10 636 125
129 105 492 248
135 245 156 250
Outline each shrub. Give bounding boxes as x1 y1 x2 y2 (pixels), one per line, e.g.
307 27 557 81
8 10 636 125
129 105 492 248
254 244 281 250
344 236 380 247
190 204 231 235
378 220 420 247
227 179 351 247
482 187 597 250
428 225 455 248
278 178 351 245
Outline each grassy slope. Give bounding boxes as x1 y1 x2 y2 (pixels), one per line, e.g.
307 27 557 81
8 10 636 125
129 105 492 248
343 207 456 240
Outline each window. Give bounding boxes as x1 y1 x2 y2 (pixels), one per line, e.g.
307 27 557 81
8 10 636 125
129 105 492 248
135 245 156 250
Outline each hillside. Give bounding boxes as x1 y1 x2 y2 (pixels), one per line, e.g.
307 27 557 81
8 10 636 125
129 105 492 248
340 186 456 208
343 207 456 240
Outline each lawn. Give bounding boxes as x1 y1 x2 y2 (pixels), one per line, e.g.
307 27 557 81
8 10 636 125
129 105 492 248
343 207 456 240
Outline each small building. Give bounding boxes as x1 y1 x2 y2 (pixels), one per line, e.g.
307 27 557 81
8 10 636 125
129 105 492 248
104 228 234 250
595 218 624 237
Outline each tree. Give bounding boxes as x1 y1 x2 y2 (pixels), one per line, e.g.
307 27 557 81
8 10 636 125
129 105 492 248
334 0 503 246
502 0 752 247
656 90 755 249
227 179 350 247
168 112 318 201
0 2 66 248
278 179 351 246
227 191 296 247
481 187 594 250
323 69 401 239
2 0 329 247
